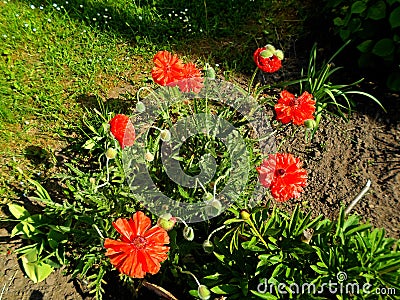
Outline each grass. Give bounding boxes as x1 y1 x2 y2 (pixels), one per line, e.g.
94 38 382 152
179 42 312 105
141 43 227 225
0 0 312 210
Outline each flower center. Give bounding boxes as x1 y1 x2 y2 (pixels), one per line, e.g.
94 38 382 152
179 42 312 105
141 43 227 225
289 97 300 106
276 168 285 176
132 236 147 249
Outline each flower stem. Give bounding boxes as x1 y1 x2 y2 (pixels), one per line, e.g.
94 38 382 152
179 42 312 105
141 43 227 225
176 266 201 286
206 225 225 243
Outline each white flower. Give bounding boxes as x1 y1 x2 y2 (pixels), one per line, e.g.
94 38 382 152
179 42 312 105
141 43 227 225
30 4 35 9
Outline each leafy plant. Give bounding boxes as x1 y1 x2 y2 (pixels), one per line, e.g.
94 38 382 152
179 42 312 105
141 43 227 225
283 41 385 140
324 0 400 91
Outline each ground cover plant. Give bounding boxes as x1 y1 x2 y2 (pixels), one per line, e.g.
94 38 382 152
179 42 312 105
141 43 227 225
0 0 399 300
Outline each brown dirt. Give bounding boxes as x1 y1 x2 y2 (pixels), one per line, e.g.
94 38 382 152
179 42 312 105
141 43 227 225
275 92 400 239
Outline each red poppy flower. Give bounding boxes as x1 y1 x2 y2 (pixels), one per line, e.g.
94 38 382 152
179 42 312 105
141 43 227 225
104 211 170 278
274 90 316 125
256 153 307 202
174 62 204 93
109 114 136 149
151 50 184 86
253 47 282 73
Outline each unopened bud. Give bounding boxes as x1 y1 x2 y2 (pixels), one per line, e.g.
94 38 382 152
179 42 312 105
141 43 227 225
204 193 214 201
160 129 171 142
240 209 251 221
274 49 284 60
145 151 154 162
105 148 117 159
183 226 194 241
304 119 316 130
204 66 216 79
89 177 96 185
157 213 176 231
205 199 223 217
198 285 211 300
136 101 146 113
202 240 214 253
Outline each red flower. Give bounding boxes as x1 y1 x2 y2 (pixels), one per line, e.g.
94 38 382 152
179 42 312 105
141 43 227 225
256 153 307 202
109 114 136 149
104 211 170 278
151 50 184 86
274 90 316 125
174 62 204 93
253 47 282 73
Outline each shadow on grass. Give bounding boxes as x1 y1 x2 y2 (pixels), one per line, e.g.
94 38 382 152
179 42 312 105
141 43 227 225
23 0 316 73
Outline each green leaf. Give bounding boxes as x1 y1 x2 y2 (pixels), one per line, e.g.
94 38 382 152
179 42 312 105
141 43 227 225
357 40 373 53
372 39 395 57
8 203 30 219
389 7 400 28
345 224 371 236
367 1 386 20
203 273 222 280
351 1 367 13
210 284 239 295
387 72 400 91
310 264 329 275
250 290 278 299
339 29 350 40
214 252 225 263
333 17 344 26
20 248 54 283
223 218 243 225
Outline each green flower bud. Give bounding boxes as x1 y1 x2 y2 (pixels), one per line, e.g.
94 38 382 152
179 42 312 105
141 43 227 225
202 240 214 253
157 213 176 231
205 199 223 217
144 151 154 162
274 49 284 60
105 148 117 159
240 209 251 220
203 193 214 201
198 285 211 300
304 119 316 130
89 177 96 185
183 226 194 241
136 101 146 113
204 66 216 79
160 129 171 142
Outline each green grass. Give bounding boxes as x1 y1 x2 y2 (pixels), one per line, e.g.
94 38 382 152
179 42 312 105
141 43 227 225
0 0 312 207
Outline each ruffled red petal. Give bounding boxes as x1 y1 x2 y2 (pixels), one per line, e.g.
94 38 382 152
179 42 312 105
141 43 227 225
109 114 136 149
274 90 316 125
152 50 184 86
104 212 170 278
257 153 307 202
